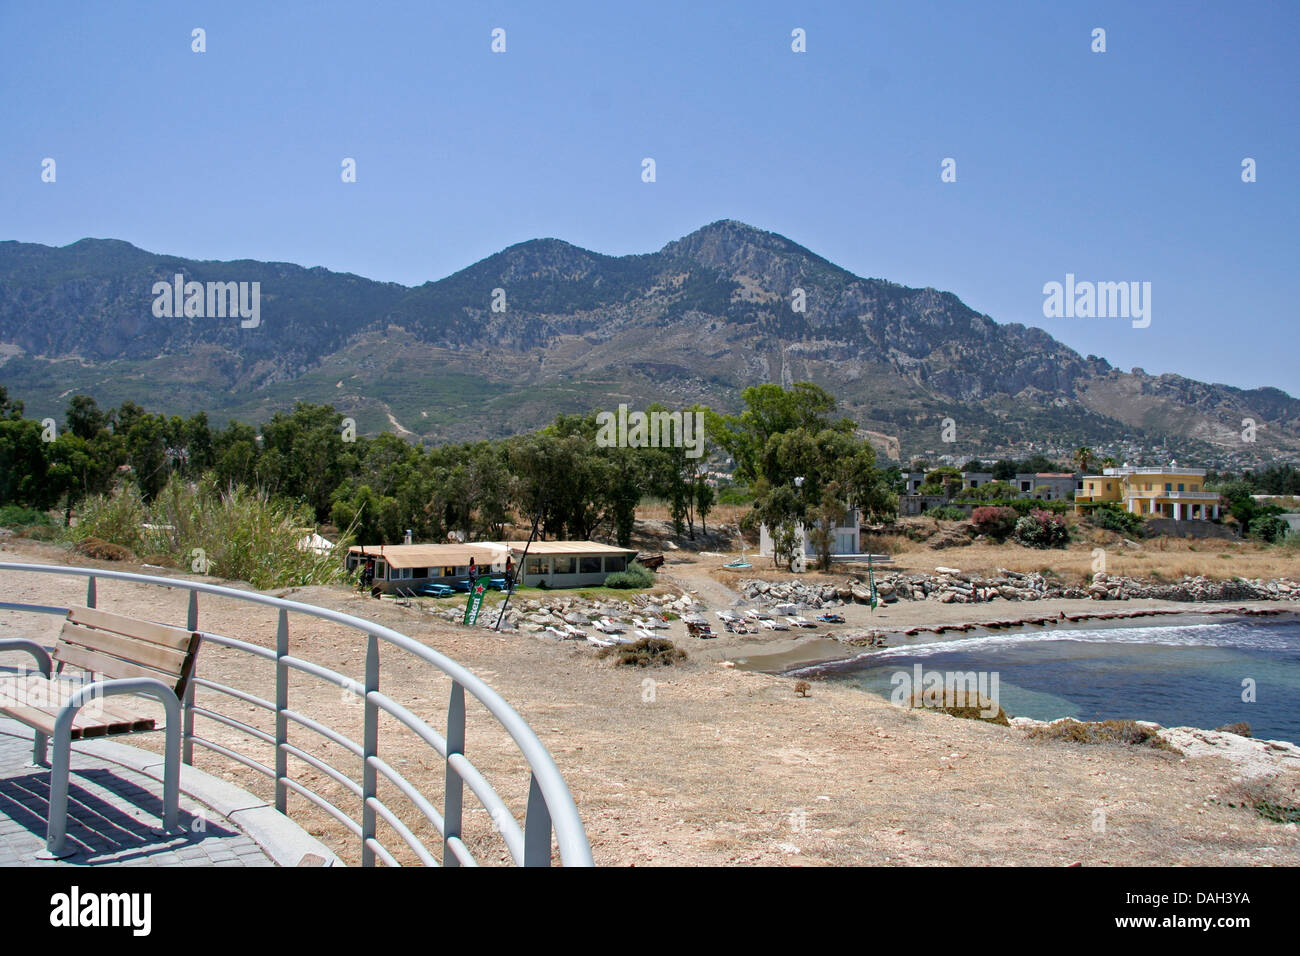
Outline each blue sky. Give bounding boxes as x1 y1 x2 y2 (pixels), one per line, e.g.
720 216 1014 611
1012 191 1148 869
2 1 1296 393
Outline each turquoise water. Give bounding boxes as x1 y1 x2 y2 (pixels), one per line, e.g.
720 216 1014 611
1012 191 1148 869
795 619 1300 743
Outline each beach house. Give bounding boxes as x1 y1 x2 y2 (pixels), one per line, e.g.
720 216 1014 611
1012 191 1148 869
758 510 863 562
346 540 639 593
1073 465 1220 520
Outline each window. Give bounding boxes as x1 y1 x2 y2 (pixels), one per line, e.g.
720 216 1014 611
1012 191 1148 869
553 556 574 574
1021 481 1031 492
442 565 457 577
526 557 550 575
374 560 387 579
604 556 626 573
411 567 428 579
580 556 601 574
1178 484 1185 492
1165 483 1172 492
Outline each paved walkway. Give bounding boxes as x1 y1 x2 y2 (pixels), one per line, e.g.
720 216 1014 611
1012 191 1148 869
0 727 274 866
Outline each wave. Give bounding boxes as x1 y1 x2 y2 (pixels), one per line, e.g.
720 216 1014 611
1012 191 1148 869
788 621 1296 674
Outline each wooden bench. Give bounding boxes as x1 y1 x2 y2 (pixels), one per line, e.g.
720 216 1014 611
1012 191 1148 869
0 605 201 857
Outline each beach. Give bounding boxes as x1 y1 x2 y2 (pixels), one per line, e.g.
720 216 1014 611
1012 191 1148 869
4 536 1299 866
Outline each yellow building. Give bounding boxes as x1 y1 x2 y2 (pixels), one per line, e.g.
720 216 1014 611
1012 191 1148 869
1074 466 1220 520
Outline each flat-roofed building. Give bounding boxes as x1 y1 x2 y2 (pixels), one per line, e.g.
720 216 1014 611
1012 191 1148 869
1074 466 1219 520
345 540 639 592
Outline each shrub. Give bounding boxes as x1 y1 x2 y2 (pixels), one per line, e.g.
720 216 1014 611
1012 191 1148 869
1012 509 1070 548
72 537 135 561
0 505 53 528
896 688 1010 726
599 637 687 667
1250 514 1290 544
1026 718 1175 750
1090 504 1145 538
604 560 655 589
923 505 967 521
970 506 1018 541
67 474 352 589
66 485 147 553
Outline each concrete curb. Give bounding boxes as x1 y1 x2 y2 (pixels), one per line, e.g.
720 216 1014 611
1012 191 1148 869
0 719 344 867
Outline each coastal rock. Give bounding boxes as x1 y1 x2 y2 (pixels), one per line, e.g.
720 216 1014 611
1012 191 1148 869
1158 726 1300 778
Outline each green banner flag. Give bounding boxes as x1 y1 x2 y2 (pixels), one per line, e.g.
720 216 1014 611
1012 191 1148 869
868 556 878 610
463 574 492 626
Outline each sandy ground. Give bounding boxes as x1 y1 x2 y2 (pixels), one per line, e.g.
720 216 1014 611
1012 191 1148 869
3 537 1299 867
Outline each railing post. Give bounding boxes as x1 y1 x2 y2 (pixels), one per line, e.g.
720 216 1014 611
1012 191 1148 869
275 609 288 814
523 772 553 867
443 681 465 866
86 576 96 608
183 590 198 765
361 634 379 866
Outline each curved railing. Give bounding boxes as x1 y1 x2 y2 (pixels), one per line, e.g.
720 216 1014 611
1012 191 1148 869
0 561 593 867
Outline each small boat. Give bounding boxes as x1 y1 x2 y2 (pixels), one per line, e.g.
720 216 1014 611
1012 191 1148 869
817 613 845 624
722 552 752 569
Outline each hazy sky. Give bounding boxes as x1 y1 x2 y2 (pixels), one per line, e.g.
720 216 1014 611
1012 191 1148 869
2 1 1296 393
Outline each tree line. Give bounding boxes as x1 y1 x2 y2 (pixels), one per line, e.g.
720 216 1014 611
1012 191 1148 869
0 382 897 550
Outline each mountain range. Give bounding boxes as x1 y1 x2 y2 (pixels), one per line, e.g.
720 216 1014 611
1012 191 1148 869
1 220 1296 467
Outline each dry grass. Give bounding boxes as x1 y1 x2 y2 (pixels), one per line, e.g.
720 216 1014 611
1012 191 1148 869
1026 719 1177 751
877 523 1299 584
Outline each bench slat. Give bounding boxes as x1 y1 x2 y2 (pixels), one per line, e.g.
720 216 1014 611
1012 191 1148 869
68 605 195 651
58 622 189 676
52 642 182 692
2 675 158 727
0 703 155 739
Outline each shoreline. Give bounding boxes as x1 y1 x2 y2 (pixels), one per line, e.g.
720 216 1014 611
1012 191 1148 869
732 602 1300 758
727 602 1299 674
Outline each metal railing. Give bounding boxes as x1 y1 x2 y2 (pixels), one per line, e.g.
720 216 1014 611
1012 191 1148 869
0 562 593 867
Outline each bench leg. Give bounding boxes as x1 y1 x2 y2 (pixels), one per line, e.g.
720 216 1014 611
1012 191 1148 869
160 715 180 834
39 732 74 859
30 730 48 768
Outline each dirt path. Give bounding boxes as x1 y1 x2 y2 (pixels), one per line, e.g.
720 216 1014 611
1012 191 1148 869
4 538 1298 868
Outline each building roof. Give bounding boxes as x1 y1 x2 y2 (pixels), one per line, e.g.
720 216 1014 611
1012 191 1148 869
347 540 635 569
500 540 636 556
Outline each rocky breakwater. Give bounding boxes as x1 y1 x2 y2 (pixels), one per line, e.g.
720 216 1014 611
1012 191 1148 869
741 570 1300 608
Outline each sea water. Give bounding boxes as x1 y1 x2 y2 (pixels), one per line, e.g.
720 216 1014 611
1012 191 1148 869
797 619 1300 744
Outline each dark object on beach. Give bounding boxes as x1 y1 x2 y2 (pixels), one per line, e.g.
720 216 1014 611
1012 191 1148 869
636 552 665 571
817 613 845 624
794 680 811 697
1215 721 1252 738
685 620 715 638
